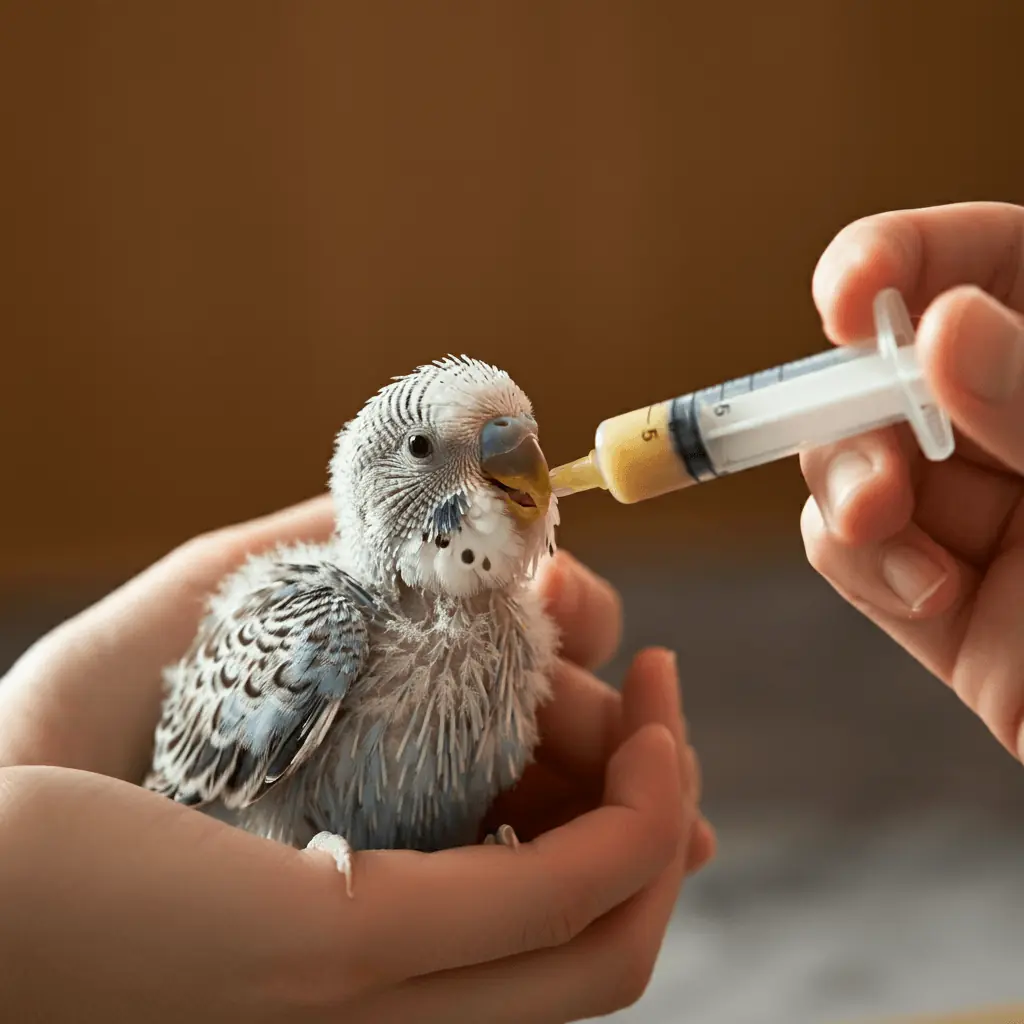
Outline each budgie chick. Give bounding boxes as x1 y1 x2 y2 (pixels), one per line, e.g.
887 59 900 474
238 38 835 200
144 357 560 894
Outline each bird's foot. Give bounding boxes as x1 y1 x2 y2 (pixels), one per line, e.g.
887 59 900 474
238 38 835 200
482 823 520 849
304 831 355 897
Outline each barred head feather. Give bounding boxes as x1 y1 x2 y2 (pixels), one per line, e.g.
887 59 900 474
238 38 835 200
329 357 558 598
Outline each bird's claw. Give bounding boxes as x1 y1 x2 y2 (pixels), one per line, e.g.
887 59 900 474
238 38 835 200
304 831 355 897
483 823 520 849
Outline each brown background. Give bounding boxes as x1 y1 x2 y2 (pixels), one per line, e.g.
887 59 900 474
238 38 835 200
2 2 1023 586
4 8 1024 1019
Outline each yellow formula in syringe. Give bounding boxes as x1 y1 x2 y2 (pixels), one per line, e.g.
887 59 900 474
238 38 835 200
549 289 956 504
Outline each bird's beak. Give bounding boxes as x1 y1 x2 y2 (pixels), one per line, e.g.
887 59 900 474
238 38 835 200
479 415 552 523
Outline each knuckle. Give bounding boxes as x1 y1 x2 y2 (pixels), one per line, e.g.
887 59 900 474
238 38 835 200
603 948 658 1012
629 807 685 884
521 857 595 950
798 441 836 485
959 671 1024 763
168 530 224 567
650 800 686 862
169 527 245 579
527 898 587 950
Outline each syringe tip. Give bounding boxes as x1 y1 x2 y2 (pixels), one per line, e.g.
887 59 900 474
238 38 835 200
549 451 605 497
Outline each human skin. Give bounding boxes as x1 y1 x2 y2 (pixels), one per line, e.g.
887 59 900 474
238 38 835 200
0 496 714 1023
800 201 1024 765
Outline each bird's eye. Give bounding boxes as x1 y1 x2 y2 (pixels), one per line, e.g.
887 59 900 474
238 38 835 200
407 434 433 459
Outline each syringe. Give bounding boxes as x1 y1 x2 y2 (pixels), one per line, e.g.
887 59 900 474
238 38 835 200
549 289 955 504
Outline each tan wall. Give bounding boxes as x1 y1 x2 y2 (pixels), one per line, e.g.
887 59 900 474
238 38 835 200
3 2 1022 583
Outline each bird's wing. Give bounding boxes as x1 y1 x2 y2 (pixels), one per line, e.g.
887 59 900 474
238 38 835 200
145 561 376 809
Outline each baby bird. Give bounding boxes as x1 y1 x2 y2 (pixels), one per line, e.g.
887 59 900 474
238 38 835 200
144 357 560 894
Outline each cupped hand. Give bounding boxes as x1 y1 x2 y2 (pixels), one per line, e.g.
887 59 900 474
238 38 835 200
800 201 1024 763
0 497 713 1022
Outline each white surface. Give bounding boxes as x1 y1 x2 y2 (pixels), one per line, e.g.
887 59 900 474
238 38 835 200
604 811 1024 1023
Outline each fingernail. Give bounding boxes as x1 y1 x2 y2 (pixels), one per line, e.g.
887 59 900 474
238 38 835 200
955 290 1024 403
824 451 874 526
649 648 682 712
881 545 948 611
658 648 678 674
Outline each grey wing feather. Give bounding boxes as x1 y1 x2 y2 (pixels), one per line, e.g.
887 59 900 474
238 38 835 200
144 561 376 809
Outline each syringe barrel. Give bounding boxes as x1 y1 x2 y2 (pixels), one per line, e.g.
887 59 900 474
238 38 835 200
579 289 953 506
591 344 879 503
669 341 896 481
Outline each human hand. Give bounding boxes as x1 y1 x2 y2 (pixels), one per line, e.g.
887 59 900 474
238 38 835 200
0 497 714 1022
800 201 1024 764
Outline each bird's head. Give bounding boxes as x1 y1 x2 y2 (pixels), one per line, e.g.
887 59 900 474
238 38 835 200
330 356 558 598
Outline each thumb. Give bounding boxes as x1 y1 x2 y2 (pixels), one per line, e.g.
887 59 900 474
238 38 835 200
919 285 1024 473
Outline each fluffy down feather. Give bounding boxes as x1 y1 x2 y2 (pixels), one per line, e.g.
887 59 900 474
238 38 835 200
144 358 561 856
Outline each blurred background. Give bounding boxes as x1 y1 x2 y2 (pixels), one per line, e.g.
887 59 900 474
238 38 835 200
3 3 1024 1021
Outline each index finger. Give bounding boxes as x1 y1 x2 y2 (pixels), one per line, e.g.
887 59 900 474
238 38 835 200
812 202 1024 343
304 720 683 984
